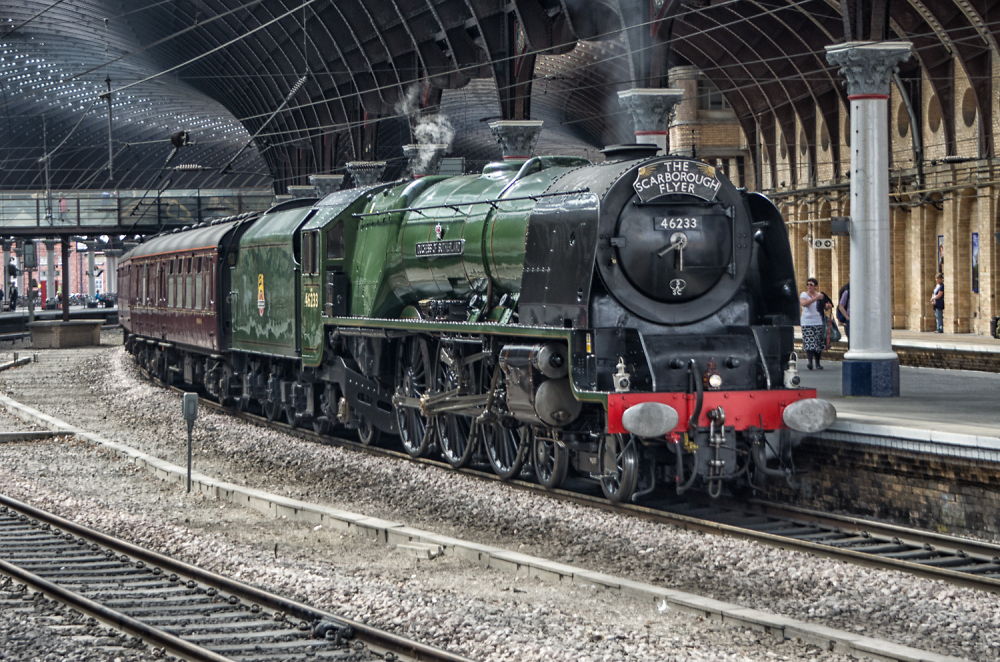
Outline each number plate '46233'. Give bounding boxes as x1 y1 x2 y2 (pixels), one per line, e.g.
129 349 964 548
304 291 320 308
657 217 698 230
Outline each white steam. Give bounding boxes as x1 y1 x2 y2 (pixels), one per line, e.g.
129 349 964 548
413 114 455 147
395 84 454 174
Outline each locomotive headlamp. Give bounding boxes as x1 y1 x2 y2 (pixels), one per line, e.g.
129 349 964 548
622 402 679 438
708 374 723 389
782 399 837 433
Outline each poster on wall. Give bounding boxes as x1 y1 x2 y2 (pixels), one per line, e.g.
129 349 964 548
937 235 945 274
972 232 980 293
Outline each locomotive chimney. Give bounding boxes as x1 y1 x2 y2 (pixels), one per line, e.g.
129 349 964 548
403 144 448 178
346 161 386 188
617 88 685 155
488 120 544 160
307 174 344 197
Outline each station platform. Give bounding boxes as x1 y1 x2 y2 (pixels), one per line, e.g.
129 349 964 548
798 328 1000 373
796 358 1000 463
0 306 117 338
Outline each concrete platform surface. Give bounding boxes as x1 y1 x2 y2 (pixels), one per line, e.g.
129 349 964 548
799 361 1000 438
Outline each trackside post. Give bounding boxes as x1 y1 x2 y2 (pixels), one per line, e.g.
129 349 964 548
182 393 198 493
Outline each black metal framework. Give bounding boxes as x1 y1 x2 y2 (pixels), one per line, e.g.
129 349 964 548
2 0 996 192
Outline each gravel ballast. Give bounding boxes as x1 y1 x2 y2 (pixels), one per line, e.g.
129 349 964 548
0 339 996 661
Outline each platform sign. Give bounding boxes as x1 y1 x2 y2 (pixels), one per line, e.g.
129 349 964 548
972 233 979 293
22 242 37 270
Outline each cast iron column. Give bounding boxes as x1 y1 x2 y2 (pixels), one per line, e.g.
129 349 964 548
88 246 97 297
617 88 685 154
104 249 122 295
826 41 912 397
2 240 9 290
61 239 70 322
45 240 56 303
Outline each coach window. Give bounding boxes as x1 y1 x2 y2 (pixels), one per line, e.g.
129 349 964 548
159 264 166 306
207 260 214 307
167 272 174 308
142 264 148 306
195 257 203 310
326 222 344 260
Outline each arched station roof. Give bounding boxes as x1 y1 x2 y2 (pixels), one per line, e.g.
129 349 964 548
2 1 992 189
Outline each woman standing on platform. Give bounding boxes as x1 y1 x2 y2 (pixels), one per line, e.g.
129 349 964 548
800 277 833 370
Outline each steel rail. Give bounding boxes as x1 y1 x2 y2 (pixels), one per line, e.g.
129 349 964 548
750 501 1000 562
0 555 232 662
150 374 1000 595
0 494 477 662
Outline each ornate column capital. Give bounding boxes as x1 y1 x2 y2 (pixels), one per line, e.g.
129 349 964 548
287 185 316 199
617 88 685 134
308 174 344 197
346 161 386 188
402 144 447 178
825 41 912 97
488 120 543 159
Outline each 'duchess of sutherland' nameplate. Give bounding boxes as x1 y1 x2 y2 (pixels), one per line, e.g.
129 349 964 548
634 160 722 202
415 239 465 257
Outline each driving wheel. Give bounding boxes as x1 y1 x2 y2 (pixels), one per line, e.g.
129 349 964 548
533 429 569 490
598 433 639 503
357 417 381 446
395 335 433 458
434 343 478 468
285 405 301 429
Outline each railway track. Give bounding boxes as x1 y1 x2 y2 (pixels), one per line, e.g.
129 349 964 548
0 494 476 662
160 379 1000 596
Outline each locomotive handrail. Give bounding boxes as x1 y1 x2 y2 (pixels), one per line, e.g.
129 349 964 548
351 188 591 217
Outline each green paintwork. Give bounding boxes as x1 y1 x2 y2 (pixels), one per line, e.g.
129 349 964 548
231 206 315 357
299 187 392 367
348 157 589 319
300 255 322 366
229 158 592 368
351 177 443 318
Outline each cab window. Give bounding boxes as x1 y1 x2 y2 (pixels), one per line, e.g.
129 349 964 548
326 222 344 260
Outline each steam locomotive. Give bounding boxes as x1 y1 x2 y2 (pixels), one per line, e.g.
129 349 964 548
119 144 835 503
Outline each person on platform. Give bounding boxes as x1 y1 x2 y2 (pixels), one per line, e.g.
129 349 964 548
837 282 850 341
800 277 833 370
931 273 945 333
8 283 17 312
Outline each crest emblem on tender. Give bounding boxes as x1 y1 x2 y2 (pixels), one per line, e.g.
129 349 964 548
434 223 444 240
670 278 686 297
257 273 265 316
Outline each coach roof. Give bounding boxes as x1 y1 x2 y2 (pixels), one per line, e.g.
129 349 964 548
121 220 244 262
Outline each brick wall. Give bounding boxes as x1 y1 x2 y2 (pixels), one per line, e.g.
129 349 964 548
768 439 1000 541
668 58 1000 337
793 340 1000 371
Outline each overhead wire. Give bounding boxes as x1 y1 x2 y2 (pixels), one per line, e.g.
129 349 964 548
2 0 999 190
